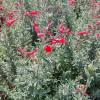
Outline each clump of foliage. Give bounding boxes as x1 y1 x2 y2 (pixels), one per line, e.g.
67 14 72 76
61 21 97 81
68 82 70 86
0 0 100 100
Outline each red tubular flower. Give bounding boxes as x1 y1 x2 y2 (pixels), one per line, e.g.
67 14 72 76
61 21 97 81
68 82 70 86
30 10 41 14
50 39 58 45
94 2 100 6
96 33 100 38
75 88 89 96
50 35 65 45
58 23 66 33
66 28 72 35
58 23 71 35
26 47 39 57
24 10 41 16
93 15 100 19
6 18 18 27
37 33 45 39
75 84 89 97
88 23 95 29
51 38 65 44
47 31 54 36
7 10 20 19
44 45 53 53
17 47 39 58
77 31 90 36
75 87 81 92
42 27 51 35
96 21 100 25
33 21 40 33
0 6 4 10
24 11 31 16
68 0 76 5
46 20 53 29
17 47 27 56
43 27 48 33
84 93 89 97
58 37 65 44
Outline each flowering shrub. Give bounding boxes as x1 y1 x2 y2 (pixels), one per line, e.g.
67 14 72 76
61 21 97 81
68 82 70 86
0 0 100 100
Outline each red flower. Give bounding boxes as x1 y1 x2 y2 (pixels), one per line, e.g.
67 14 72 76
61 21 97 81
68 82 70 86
96 21 100 25
66 28 72 35
68 0 76 5
50 39 58 45
84 93 89 97
58 37 65 44
46 20 53 29
44 45 53 53
24 10 41 16
88 23 95 29
75 87 89 96
26 47 39 57
75 84 89 97
58 23 66 33
7 10 20 19
33 21 40 33
50 35 65 45
6 18 18 27
37 33 45 39
43 27 54 36
24 11 30 16
42 21 53 33
94 2 100 6
75 87 81 92
0 6 4 10
77 31 90 36
47 31 54 36
93 15 100 19
17 47 39 57
30 10 41 14
58 23 72 35
43 27 48 33
17 47 27 56
96 33 100 38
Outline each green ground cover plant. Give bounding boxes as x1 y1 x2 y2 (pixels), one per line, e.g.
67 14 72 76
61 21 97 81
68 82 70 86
0 0 100 100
